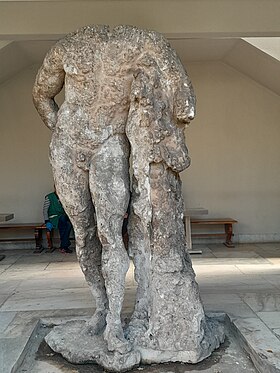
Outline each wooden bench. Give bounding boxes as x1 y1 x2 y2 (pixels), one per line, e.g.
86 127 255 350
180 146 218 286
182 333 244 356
190 218 238 248
0 223 53 253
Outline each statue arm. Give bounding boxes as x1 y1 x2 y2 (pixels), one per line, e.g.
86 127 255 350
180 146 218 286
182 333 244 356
32 43 65 131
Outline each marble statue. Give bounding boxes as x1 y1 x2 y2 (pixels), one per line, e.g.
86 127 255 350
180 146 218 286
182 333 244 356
33 25 224 371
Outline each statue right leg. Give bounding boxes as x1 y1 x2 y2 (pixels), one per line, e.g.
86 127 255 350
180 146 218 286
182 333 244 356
89 135 131 353
50 140 108 335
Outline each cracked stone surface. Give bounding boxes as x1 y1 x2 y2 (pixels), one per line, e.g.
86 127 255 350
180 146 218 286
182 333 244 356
33 24 224 371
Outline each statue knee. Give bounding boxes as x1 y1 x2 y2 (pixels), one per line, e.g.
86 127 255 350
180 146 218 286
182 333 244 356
97 218 123 246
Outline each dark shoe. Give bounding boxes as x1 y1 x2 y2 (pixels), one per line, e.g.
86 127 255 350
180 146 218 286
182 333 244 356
59 247 73 254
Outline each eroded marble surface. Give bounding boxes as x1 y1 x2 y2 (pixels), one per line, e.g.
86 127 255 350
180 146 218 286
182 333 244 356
32 24 220 370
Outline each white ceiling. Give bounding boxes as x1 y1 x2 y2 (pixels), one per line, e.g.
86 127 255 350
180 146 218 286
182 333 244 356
243 37 280 61
0 37 280 96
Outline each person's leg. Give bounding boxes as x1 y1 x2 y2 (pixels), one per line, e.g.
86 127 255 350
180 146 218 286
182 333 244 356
58 215 72 251
50 139 108 334
89 134 131 353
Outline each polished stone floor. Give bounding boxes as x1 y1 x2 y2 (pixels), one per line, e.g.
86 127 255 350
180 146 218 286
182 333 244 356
1 242 280 372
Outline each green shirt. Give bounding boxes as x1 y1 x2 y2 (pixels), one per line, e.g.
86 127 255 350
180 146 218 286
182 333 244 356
46 192 66 229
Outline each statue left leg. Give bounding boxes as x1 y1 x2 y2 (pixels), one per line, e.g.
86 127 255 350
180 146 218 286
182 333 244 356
89 134 131 354
50 138 108 335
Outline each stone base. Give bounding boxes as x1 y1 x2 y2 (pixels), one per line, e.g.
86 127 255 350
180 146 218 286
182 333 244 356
127 314 225 365
45 320 141 372
45 316 225 372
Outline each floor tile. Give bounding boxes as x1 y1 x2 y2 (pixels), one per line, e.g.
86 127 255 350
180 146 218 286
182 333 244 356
193 264 243 275
255 248 280 258
0 311 16 333
212 250 261 259
209 243 259 252
199 283 278 294
15 254 64 264
0 335 34 373
232 317 280 372
30 268 83 279
0 255 22 266
259 275 280 289
204 302 256 318
240 293 280 312
45 262 80 270
256 243 280 250
5 263 49 272
273 328 280 340
266 258 280 265
201 293 242 304
17 276 87 291
1 288 95 311
235 264 280 275
2 312 39 338
257 311 280 329
0 265 11 274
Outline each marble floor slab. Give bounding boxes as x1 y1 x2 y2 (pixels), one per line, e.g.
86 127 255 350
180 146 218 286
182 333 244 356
232 317 280 372
200 293 242 304
206 244 261 253
0 294 12 308
0 255 22 266
266 258 280 265
204 302 257 319
30 268 84 279
254 248 280 257
194 258 270 265
193 264 243 275
0 311 16 333
0 265 11 274
212 250 262 259
17 276 88 291
45 261 80 271
240 292 280 312
14 253 64 264
197 274 268 285
1 243 280 372
255 243 280 250
274 328 280 340
0 334 37 373
235 264 280 275
2 313 39 338
260 274 280 288
5 262 50 272
1 288 95 311
257 311 280 329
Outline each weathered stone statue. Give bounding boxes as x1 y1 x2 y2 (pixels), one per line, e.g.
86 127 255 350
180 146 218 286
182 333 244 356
33 25 224 371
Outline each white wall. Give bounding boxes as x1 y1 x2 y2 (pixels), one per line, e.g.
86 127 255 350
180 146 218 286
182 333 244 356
0 61 279 242
0 65 53 224
182 61 280 241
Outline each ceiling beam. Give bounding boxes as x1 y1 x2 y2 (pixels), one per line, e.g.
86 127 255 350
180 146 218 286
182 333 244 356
0 0 280 40
0 41 13 49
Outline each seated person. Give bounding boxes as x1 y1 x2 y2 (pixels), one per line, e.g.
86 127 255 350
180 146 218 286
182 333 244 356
43 188 73 253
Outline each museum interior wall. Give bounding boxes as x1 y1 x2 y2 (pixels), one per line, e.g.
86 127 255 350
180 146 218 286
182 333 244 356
0 60 279 242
